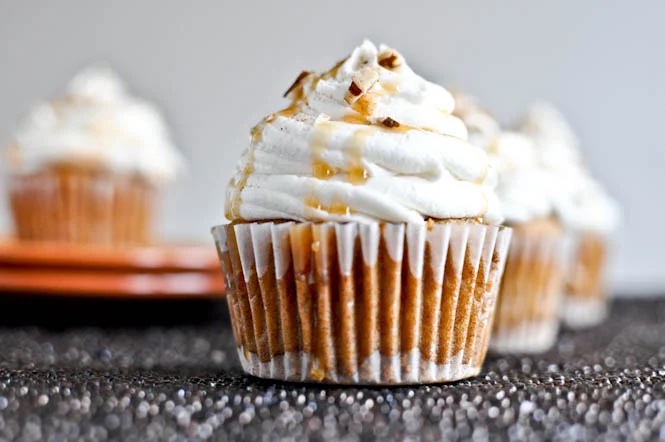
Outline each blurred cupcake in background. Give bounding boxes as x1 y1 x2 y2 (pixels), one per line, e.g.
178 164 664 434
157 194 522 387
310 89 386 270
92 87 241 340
450 93 500 147
453 94 566 354
4 66 183 245
521 103 620 329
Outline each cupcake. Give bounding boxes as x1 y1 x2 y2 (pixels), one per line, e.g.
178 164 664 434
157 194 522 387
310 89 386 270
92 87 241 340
211 40 512 385
4 66 183 245
521 103 620 329
453 94 566 353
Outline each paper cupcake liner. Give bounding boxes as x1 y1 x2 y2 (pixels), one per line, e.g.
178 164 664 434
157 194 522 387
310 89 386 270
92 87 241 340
212 221 512 385
9 167 155 245
560 298 608 329
490 223 565 354
561 231 610 329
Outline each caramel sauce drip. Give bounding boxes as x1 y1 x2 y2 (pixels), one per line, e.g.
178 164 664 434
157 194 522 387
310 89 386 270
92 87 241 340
277 103 299 118
346 127 374 185
277 70 324 117
305 196 352 217
310 122 336 180
327 57 347 78
340 95 376 126
226 122 263 220
328 201 352 216
341 114 369 125
382 82 398 94
312 161 335 179
278 77 307 117
309 357 325 381
305 195 320 210
231 54 437 221
352 94 374 117
306 120 352 217
474 167 489 185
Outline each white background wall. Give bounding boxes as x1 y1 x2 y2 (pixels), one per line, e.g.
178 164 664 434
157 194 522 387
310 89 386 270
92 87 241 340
0 0 663 295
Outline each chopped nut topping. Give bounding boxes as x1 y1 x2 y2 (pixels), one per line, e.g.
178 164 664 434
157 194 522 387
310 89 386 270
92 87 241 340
378 50 401 69
344 67 380 104
381 117 400 128
283 71 312 98
348 81 362 97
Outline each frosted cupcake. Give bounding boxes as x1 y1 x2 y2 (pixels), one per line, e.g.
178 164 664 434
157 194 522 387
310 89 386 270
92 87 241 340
521 103 620 329
4 66 182 245
453 94 566 353
212 40 512 385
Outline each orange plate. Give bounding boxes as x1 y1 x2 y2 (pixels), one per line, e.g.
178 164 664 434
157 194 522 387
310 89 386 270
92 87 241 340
0 238 221 272
0 238 226 299
0 267 225 299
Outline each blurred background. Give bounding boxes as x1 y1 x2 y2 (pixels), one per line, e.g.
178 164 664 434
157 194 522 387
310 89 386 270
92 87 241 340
0 0 662 295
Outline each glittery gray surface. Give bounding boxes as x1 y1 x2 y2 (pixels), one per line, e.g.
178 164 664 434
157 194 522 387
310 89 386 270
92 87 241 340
0 297 664 441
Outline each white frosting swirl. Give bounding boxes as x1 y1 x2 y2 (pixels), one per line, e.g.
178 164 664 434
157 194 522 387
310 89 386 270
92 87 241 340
520 102 583 171
452 93 554 224
487 132 555 224
520 103 620 233
225 40 502 224
6 66 183 183
451 92 500 148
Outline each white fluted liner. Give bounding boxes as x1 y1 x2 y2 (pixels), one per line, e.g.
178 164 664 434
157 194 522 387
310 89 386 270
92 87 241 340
560 297 608 329
9 169 155 244
490 320 559 354
212 221 512 385
491 227 565 354
560 231 611 329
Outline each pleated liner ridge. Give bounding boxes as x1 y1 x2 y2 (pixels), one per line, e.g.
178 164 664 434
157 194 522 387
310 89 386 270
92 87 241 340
560 232 610 329
490 230 565 354
212 221 512 385
9 168 155 244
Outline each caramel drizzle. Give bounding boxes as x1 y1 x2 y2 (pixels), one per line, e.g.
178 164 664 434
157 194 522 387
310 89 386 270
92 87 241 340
303 73 409 216
305 119 341 217
226 120 267 220
231 54 431 221
310 122 337 180
381 81 398 95
228 66 327 219
305 124 374 217
327 57 347 78
305 196 352 217
341 90 421 134
346 127 373 185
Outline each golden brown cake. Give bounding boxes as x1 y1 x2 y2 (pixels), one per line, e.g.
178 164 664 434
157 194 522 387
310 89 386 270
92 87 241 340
9 165 155 244
560 231 610 327
490 218 565 353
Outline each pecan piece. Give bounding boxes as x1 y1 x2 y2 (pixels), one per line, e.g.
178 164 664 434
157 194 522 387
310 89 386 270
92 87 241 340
381 117 400 128
283 70 312 98
344 67 380 104
378 50 401 69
